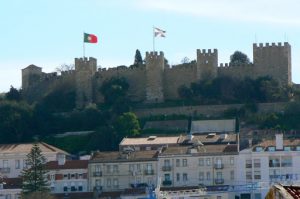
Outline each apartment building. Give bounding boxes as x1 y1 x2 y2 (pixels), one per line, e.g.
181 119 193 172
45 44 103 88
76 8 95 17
45 157 89 194
158 133 239 189
88 150 158 195
0 142 69 178
0 178 22 199
236 134 300 199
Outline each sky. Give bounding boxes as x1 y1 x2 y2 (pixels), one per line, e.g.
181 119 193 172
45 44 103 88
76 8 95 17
1 0 300 92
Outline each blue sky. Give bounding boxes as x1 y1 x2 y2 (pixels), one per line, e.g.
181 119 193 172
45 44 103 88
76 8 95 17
1 0 300 92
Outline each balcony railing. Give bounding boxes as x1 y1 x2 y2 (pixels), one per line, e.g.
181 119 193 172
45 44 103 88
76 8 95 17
93 171 102 177
162 166 172 171
144 170 154 175
269 163 280 167
214 179 224 184
162 180 172 186
0 168 10 173
214 163 224 169
94 186 102 191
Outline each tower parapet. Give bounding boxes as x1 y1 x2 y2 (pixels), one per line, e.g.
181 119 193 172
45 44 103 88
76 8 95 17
253 42 291 85
75 57 97 108
196 49 218 80
21 65 43 90
145 51 164 103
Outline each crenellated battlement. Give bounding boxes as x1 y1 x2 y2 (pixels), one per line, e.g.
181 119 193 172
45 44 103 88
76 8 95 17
197 49 218 56
253 42 290 48
21 41 292 106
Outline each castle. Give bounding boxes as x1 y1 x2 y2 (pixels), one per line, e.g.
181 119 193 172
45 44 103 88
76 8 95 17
22 42 292 108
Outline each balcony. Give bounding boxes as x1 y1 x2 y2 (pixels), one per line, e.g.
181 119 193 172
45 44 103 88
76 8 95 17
93 171 102 177
144 170 154 175
162 166 172 171
214 163 224 169
0 168 10 173
162 180 172 186
214 179 224 184
94 186 102 191
269 163 280 167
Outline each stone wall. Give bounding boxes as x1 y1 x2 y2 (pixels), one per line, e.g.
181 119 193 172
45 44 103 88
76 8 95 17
164 63 197 100
134 102 287 118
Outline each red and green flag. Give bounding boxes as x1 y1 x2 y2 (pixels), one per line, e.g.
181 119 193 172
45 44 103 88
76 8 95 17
84 33 98 43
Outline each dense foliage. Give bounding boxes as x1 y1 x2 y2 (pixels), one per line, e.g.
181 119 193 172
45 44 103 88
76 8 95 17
178 76 290 104
230 51 251 65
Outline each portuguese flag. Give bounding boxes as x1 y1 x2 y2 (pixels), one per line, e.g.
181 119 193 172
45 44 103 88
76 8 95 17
84 33 98 43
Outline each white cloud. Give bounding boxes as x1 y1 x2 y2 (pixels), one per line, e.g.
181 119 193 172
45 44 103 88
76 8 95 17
135 0 300 26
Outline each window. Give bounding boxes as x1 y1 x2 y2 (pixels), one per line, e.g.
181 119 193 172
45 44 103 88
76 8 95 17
50 174 55 181
176 159 180 167
217 196 222 199
230 170 234 180
254 193 261 199
146 146 151 150
270 169 280 180
15 160 20 169
63 174 68 179
3 160 8 168
206 158 211 166
113 165 118 173
164 173 171 181
78 185 83 191
78 173 83 179
106 179 111 187
71 174 75 179
113 178 119 188
296 146 300 151
199 158 204 166
245 160 252 168
254 171 261 180
164 159 170 166
182 159 187 167
129 164 134 172
269 157 280 167
199 172 204 181
255 147 263 152
136 164 141 171
230 157 234 165
107 165 111 173
206 172 211 180
281 157 292 167
216 172 222 179
268 146 275 151
95 165 101 172
284 146 291 151
183 173 188 181
63 183 68 192
246 171 252 180
254 159 261 168
95 179 101 186
176 173 180 181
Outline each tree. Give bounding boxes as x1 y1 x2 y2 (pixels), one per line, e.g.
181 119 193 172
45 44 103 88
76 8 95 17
230 51 251 65
114 112 141 139
100 77 129 106
181 57 190 64
21 143 49 195
5 86 22 101
134 49 143 65
55 63 74 75
178 85 193 99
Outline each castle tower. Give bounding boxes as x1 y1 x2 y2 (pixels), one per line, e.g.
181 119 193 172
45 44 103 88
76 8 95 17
75 57 97 108
253 42 291 85
145 51 165 103
21 64 43 90
196 49 218 80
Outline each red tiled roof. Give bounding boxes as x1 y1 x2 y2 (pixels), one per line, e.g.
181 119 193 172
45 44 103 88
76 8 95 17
284 186 300 198
45 160 88 170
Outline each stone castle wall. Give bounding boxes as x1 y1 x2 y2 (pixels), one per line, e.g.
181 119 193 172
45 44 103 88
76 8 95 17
21 42 292 107
164 63 197 99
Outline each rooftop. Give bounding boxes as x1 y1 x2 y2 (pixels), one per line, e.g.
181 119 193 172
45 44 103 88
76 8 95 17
45 160 88 170
191 119 236 134
120 136 179 146
0 142 69 155
160 144 238 156
252 139 300 152
90 150 158 163
178 133 237 145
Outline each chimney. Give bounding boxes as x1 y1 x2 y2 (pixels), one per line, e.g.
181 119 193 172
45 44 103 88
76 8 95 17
57 154 66 165
275 134 283 150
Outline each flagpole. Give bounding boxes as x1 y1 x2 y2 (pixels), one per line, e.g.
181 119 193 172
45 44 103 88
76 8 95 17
153 26 155 52
83 32 86 58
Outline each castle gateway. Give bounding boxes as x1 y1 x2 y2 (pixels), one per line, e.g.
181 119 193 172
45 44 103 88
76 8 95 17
22 42 292 108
